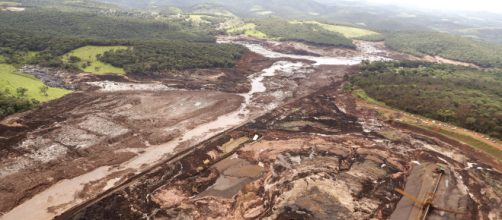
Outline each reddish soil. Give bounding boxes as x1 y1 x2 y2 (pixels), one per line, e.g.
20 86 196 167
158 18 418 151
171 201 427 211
56 84 502 220
0 91 243 213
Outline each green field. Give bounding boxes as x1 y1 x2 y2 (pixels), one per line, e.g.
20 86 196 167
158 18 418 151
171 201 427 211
226 20 379 40
0 63 70 102
63 46 128 75
227 23 268 38
189 14 212 24
229 19 355 47
297 21 381 39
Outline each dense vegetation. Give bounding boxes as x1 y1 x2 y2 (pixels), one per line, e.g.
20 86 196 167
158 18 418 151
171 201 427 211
0 90 39 119
0 9 247 72
385 32 502 68
0 10 217 67
0 8 245 117
351 61 502 139
98 42 246 73
0 10 213 42
253 19 355 48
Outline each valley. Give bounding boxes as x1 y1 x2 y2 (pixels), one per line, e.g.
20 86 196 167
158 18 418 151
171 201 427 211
0 1 502 220
1 34 501 219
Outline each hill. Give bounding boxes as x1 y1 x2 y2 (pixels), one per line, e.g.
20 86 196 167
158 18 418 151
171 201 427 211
385 32 502 68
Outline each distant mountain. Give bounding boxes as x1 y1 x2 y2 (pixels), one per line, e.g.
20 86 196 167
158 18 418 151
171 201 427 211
15 0 502 44
98 0 328 18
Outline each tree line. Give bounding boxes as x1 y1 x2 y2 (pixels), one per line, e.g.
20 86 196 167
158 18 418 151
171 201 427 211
0 88 40 119
0 9 247 71
351 61 502 139
253 18 355 48
98 41 247 74
385 32 502 68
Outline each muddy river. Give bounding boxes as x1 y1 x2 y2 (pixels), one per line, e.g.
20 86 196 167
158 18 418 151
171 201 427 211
2 62 282 220
1 39 386 220
218 37 391 65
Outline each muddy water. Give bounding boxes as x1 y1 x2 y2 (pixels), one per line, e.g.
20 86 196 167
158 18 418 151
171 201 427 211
218 38 391 65
245 61 306 104
1 52 310 220
198 156 263 198
3 38 365 220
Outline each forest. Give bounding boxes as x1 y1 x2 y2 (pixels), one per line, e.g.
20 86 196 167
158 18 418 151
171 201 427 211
385 32 502 68
253 19 355 48
0 9 247 117
0 9 213 65
350 61 502 139
98 42 247 73
0 10 246 70
0 10 214 42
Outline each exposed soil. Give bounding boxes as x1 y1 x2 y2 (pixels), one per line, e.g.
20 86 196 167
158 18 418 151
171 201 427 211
127 51 276 94
56 85 502 220
0 91 243 214
1 38 500 220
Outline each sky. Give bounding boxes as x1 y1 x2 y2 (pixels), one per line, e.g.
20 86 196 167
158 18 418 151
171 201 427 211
365 0 502 13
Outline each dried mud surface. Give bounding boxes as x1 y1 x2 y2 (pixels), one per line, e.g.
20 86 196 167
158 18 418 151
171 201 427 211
2 39 500 220
61 86 502 220
1 45 356 219
0 91 243 214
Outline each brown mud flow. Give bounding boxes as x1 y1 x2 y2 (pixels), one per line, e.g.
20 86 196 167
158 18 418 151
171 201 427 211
0 42 354 219
1 37 501 220
0 91 243 215
58 86 502 220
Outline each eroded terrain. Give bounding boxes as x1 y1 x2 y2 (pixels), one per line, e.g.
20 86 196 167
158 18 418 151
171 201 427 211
60 86 502 220
1 37 501 220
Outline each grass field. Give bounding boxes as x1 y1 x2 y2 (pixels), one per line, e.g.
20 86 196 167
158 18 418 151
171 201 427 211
299 21 381 39
227 23 268 38
0 63 71 102
63 46 128 75
189 14 212 24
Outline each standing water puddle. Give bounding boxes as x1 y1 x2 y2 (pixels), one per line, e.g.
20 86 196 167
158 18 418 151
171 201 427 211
197 155 263 199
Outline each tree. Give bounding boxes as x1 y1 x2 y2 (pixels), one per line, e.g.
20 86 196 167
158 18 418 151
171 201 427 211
68 55 81 63
16 87 28 97
39 85 49 97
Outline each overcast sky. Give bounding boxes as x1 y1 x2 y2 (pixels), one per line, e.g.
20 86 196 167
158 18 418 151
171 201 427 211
365 0 502 13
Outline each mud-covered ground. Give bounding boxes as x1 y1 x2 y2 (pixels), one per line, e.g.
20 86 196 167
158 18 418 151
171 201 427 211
2 38 501 220
0 91 243 213
61 85 502 220
20 52 276 94
0 43 356 219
